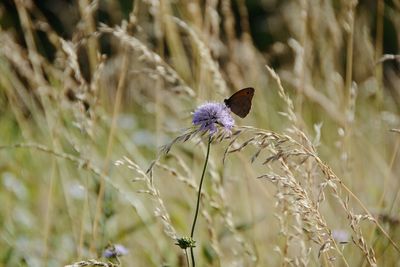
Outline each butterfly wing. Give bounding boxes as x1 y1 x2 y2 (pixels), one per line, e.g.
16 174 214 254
224 87 255 118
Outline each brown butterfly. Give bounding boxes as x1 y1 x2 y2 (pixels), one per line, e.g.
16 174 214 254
224 87 255 118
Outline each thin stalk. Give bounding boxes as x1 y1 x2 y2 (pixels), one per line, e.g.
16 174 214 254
190 136 212 267
90 46 129 255
375 0 384 104
185 249 190 267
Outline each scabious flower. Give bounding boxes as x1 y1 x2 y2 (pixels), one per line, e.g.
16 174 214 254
103 244 128 258
175 236 196 249
332 229 350 244
192 102 234 134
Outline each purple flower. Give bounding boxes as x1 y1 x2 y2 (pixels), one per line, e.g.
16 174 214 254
192 102 234 134
332 229 350 244
103 244 128 258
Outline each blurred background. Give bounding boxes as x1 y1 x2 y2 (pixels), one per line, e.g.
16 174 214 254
0 0 400 266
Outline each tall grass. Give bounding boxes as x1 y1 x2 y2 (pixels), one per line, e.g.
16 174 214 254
0 0 400 266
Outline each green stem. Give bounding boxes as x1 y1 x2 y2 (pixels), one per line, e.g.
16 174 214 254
185 249 190 267
190 136 212 267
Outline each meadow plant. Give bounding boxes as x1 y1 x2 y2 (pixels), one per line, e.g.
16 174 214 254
148 101 236 266
102 244 128 259
188 102 234 266
1 1 400 267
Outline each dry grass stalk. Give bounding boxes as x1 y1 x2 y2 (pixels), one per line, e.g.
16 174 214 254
115 157 178 241
99 24 195 97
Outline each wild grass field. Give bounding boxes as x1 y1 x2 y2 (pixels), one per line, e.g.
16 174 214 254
1 0 400 266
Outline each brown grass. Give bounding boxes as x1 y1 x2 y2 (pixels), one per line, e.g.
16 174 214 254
0 0 400 266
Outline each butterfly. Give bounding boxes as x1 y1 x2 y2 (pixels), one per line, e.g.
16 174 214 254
224 87 255 118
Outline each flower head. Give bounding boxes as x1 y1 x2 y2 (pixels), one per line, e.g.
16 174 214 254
103 244 128 258
175 236 196 249
192 102 234 134
332 229 350 244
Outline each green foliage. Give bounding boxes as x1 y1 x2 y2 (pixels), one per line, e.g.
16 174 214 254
0 0 400 266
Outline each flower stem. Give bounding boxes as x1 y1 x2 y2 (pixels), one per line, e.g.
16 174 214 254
185 249 189 267
190 136 212 267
